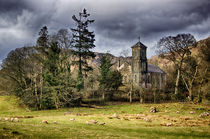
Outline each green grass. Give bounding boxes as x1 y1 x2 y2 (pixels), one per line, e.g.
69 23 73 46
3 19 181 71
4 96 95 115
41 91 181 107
0 96 210 138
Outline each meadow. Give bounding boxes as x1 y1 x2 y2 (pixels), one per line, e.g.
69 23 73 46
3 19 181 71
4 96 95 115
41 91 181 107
0 96 209 139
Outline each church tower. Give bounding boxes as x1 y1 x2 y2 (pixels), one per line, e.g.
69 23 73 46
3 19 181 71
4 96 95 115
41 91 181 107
131 40 148 87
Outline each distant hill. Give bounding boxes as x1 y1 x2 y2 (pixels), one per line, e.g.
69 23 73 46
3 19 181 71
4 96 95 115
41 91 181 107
69 37 210 77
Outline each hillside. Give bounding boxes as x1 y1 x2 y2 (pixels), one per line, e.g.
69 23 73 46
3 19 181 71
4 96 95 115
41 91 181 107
0 96 26 113
72 37 210 75
148 37 210 73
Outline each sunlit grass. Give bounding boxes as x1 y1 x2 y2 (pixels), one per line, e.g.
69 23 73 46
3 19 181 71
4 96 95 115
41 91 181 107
0 96 209 138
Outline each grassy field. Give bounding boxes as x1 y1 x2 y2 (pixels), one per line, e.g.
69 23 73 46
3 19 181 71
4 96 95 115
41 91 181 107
0 96 210 139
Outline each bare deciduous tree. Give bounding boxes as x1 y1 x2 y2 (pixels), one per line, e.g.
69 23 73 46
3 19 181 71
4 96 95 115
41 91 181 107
156 33 196 95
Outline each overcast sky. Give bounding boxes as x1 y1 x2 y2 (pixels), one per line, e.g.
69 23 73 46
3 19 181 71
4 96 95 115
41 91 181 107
0 0 210 65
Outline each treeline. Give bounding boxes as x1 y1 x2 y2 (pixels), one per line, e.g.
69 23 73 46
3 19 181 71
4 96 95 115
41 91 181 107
0 9 122 110
156 34 210 103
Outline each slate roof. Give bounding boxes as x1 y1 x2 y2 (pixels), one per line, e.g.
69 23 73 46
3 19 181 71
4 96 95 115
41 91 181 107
131 41 147 49
148 64 166 74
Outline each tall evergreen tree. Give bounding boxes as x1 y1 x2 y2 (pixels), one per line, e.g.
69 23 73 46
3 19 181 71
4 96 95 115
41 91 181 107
99 55 122 99
71 9 96 91
37 26 49 49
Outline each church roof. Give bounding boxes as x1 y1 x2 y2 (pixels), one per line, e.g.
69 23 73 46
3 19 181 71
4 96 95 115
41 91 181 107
131 41 147 49
148 64 166 74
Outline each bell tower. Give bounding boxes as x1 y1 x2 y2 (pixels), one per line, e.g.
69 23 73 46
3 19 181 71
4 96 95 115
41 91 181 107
131 39 148 87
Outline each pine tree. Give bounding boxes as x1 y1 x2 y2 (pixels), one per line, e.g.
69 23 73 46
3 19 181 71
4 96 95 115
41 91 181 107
37 26 49 49
71 9 96 91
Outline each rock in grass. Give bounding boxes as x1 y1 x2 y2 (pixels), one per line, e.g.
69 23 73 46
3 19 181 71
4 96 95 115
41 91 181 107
166 123 172 127
190 111 195 114
144 117 152 122
150 107 157 113
176 111 180 114
14 118 19 122
42 120 48 124
64 112 71 115
91 120 98 124
199 112 209 117
70 118 75 121
54 121 58 124
113 113 119 119
99 122 105 125
86 121 90 125
123 117 130 121
136 114 145 117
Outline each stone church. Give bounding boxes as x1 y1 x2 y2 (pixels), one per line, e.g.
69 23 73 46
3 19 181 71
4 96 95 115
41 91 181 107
117 40 166 90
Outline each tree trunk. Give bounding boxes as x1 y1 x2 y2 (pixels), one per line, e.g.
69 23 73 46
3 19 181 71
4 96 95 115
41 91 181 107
130 85 133 103
140 91 143 104
198 87 202 103
130 91 132 103
34 75 39 110
139 88 144 104
154 89 156 103
39 67 43 109
175 68 180 94
102 91 105 100
189 89 192 101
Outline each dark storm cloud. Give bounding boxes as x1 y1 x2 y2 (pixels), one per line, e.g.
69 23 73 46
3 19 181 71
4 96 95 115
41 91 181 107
0 0 57 60
0 0 28 13
0 0 210 63
94 0 210 41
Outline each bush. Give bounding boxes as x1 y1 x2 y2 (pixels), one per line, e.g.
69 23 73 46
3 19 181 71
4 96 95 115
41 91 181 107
171 92 186 101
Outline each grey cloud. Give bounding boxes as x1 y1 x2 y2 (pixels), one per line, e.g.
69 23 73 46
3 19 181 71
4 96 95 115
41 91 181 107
0 0 210 63
94 0 210 42
0 0 28 13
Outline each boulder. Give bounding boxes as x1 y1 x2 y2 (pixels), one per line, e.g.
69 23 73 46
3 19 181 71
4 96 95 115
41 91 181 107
14 118 19 122
91 120 98 124
5 118 9 121
199 112 209 117
42 120 48 124
150 107 157 113
86 121 90 125
54 121 58 124
113 113 119 118
64 112 71 115
166 123 172 126
70 118 75 121
99 122 105 125
144 117 152 122
189 111 195 114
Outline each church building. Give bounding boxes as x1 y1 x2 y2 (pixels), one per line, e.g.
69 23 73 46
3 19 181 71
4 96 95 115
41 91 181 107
117 40 166 90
